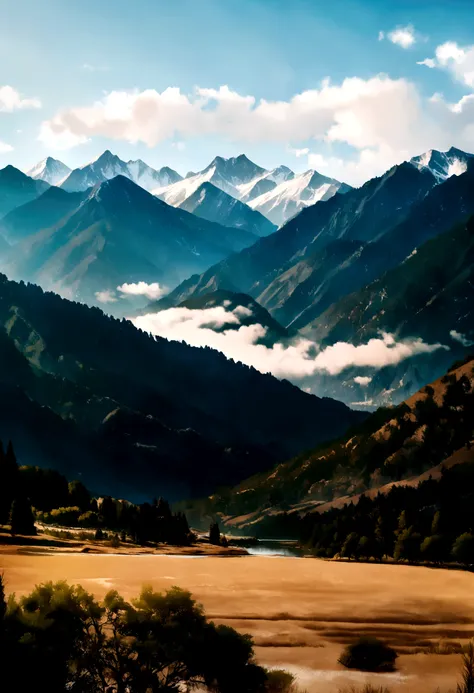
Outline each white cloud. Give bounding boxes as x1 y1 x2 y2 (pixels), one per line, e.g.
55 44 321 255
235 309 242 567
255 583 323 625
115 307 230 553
117 281 166 300
417 58 436 68
419 41 474 88
37 72 474 185
354 375 372 387
450 330 474 347
132 306 448 382
0 85 41 112
95 290 118 304
387 25 417 49
378 31 385 42
172 141 186 151
0 141 13 154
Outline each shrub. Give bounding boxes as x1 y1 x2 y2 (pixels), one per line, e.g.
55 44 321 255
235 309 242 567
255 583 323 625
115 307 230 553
109 534 120 549
77 511 99 528
265 669 296 693
338 637 397 672
49 506 81 526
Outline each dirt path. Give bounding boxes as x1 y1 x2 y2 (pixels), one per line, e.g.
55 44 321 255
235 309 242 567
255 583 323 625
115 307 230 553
1 553 472 692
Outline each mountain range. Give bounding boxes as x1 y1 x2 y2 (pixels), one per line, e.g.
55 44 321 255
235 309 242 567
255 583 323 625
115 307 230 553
155 147 474 406
0 175 258 306
2 145 474 413
153 154 350 226
0 272 362 500
59 150 182 192
24 151 350 228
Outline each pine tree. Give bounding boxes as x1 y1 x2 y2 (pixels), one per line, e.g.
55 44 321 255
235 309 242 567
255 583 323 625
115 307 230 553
0 440 19 524
209 522 221 546
9 496 36 536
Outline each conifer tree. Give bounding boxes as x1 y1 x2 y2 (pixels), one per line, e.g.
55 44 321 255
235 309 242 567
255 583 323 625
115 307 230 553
209 522 221 546
9 496 36 536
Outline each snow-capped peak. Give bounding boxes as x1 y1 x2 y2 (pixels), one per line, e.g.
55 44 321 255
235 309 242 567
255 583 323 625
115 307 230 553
27 157 71 186
248 168 350 227
410 147 473 183
60 151 181 193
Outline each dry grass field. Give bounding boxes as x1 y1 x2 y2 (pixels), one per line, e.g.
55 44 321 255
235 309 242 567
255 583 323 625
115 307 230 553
1 552 473 692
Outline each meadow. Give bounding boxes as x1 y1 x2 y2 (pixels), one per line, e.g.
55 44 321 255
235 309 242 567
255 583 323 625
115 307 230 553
1 551 473 692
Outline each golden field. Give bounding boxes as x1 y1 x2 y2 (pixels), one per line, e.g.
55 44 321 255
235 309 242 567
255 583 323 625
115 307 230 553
1 552 473 692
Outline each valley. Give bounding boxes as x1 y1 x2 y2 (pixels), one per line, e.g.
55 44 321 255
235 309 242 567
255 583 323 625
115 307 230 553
1 552 471 692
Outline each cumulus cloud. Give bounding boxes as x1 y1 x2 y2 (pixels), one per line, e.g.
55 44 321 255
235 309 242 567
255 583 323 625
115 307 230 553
354 375 372 387
418 41 474 88
117 281 166 300
450 329 474 347
386 25 417 49
0 141 13 154
132 306 448 382
95 290 118 304
37 69 474 185
0 85 41 112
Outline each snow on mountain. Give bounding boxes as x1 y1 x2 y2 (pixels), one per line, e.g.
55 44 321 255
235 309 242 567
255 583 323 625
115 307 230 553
60 150 182 193
154 156 297 213
248 170 351 227
410 147 473 183
237 165 294 202
27 157 71 186
153 165 241 206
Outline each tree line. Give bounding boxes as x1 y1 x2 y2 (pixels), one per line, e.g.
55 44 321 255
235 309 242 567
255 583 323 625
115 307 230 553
257 460 474 567
0 439 192 545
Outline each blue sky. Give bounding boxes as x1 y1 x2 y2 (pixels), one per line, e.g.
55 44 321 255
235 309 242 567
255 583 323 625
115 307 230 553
1 0 474 183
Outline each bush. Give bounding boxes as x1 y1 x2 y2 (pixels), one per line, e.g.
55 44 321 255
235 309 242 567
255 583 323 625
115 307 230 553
264 669 295 693
77 511 100 528
109 534 120 549
49 506 81 526
338 637 397 672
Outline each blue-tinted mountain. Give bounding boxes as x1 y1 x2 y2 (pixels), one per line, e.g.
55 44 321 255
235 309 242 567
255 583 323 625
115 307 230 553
0 165 50 216
158 161 437 313
1 176 257 306
178 182 276 237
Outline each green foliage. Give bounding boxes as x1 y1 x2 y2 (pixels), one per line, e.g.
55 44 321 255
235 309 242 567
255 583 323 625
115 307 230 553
67 480 90 511
1 579 269 693
452 533 474 567
77 510 99 527
338 637 397 672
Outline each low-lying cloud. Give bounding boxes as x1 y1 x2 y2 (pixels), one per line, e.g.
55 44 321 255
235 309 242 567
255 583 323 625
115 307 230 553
132 306 448 382
450 329 474 347
117 281 166 300
95 281 166 304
